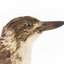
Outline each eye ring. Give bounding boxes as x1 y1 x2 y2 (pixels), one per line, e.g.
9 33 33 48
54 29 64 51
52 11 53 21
26 22 32 28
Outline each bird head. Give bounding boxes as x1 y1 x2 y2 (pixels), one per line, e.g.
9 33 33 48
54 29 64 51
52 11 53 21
1 16 64 47
0 16 64 64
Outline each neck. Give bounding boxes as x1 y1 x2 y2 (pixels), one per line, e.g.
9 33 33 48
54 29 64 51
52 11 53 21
18 33 40 64
18 41 32 64
10 33 40 64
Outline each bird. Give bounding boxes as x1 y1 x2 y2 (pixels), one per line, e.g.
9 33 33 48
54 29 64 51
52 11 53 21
0 16 64 64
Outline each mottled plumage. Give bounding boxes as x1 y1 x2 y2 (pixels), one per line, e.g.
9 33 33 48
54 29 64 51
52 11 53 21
0 16 64 64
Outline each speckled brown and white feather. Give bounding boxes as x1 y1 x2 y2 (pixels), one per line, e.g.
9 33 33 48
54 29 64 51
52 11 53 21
0 16 64 64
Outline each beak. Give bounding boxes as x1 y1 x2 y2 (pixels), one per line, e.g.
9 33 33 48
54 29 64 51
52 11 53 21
37 21 64 33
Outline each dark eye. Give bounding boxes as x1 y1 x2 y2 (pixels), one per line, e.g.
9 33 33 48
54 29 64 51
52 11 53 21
26 22 32 28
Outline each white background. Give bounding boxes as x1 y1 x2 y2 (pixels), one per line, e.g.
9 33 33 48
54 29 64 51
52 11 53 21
0 0 64 64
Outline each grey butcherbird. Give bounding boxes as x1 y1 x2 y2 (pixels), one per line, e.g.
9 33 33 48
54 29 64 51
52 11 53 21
0 16 64 64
